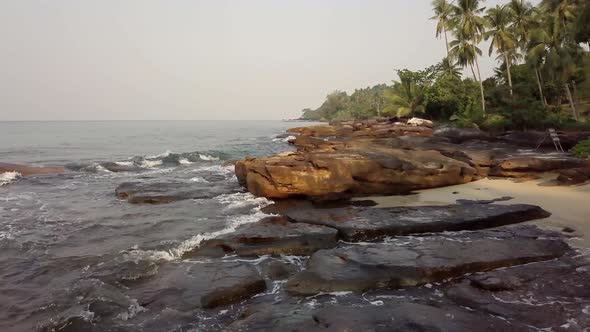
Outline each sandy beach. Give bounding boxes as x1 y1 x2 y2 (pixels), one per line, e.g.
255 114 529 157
364 177 590 248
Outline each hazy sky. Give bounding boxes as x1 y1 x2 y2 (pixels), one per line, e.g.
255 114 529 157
0 0 538 121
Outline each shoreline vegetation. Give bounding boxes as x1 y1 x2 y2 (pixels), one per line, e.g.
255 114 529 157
299 0 590 134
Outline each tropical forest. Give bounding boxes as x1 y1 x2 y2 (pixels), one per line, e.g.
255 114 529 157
300 0 590 132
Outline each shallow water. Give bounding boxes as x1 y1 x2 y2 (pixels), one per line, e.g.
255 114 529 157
0 120 316 331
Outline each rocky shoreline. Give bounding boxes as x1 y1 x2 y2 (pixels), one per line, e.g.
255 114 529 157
42 120 590 331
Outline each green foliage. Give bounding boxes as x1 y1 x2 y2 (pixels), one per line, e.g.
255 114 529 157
571 139 590 159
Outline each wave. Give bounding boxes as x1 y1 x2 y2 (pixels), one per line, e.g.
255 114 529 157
0 171 21 186
272 135 296 143
124 193 273 261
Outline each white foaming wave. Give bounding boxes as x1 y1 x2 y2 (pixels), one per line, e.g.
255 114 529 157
141 159 163 169
125 193 273 261
115 161 135 167
214 192 272 211
195 165 235 178
0 171 21 186
272 135 296 143
189 176 209 183
199 154 220 161
147 150 173 159
179 158 193 165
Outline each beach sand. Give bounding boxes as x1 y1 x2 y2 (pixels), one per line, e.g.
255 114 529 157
361 177 590 249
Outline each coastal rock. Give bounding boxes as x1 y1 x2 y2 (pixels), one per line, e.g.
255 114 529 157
556 167 590 185
235 146 475 199
0 162 65 177
283 203 550 241
183 216 339 258
499 130 590 150
227 301 525 331
490 156 590 177
286 228 570 295
287 125 350 137
445 258 590 329
433 126 493 143
130 261 266 310
100 162 145 173
115 181 230 204
407 117 433 128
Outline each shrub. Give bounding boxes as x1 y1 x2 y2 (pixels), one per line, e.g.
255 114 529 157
571 139 590 159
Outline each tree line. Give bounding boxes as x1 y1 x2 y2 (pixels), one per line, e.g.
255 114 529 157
300 0 590 131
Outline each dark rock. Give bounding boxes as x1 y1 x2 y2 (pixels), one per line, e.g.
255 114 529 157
433 126 493 143
445 258 590 330
261 260 299 280
100 162 144 173
556 167 590 186
456 196 513 204
562 227 576 233
286 228 570 295
183 217 339 258
228 302 525 332
284 203 550 241
129 261 266 310
89 259 159 286
115 181 230 204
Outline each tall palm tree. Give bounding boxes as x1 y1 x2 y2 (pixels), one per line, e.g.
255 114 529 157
528 13 581 119
508 0 547 107
485 5 517 97
449 30 482 82
453 0 487 112
441 57 462 79
431 0 455 57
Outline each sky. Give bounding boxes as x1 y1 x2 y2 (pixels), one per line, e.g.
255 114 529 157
0 0 539 121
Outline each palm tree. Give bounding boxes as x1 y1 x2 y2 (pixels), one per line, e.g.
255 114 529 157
528 13 582 119
485 5 517 97
453 0 487 112
440 57 462 79
449 30 482 82
383 70 427 117
431 0 455 57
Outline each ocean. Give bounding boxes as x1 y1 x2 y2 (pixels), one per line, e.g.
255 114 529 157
0 120 316 331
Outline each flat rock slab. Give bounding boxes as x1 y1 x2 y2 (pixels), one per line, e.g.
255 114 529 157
129 261 266 310
183 217 339 258
284 203 551 241
286 229 570 295
115 181 230 204
227 302 525 332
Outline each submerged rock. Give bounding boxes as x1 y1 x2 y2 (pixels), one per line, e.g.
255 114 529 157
115 181 230 204
283 203 550 241
286 227 570 295
130 261 266 310
0 162 65 177
183 216 338 258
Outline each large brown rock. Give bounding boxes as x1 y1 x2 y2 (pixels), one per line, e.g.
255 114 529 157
235 145 475 199
490 156 590 177
283 203 551 241
0 162 65 177
286 227 570 295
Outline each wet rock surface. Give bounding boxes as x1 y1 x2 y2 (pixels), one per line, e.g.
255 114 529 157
115 181 231 204
0 162 66 177
128 261 266 310
183 216 339 258
286 227 571 295
283 203 551 241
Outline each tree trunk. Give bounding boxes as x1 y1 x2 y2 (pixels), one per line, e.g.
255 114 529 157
504 52 513 98
572 81 578 104
469 64 477 81
473 57 486 113
565 83 578 121
444 27 450 58
534 67 547 108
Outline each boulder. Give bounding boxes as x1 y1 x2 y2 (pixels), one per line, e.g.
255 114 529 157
100 162 144 173
130 261 266 310
556 167 590 185
407 117 433 128
433 126 494 143
235 146 475 199
0 162 65 177
182 216 339 258
490 156 590 177
286 228 570 295
283 203 550 241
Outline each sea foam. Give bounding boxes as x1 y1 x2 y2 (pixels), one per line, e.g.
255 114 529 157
0 172 21 186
